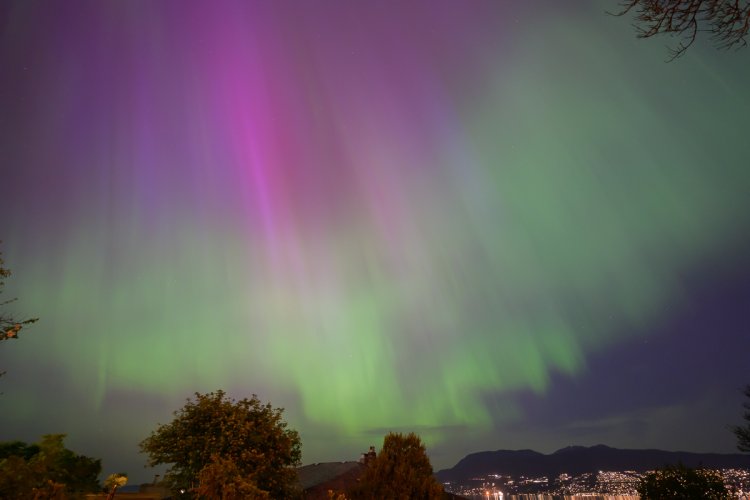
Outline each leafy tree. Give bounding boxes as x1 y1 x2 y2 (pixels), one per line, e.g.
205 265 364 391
139 390 301 498
348 432 444 500
0 440 41 460
732 384 750 452
637 463 729 499
1 245 38 376
0 434 101 499
195 454 269 500
614 0 750 60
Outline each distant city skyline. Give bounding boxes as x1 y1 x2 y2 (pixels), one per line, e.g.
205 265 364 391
1 0 749 483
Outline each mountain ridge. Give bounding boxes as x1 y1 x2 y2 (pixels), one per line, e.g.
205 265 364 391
436 444 750 482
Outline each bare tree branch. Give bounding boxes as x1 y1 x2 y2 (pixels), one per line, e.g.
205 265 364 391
611 0 750 60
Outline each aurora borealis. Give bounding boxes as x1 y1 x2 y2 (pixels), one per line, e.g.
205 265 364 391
1 0 749 481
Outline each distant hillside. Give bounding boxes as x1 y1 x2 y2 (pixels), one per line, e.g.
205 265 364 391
436 444 750 482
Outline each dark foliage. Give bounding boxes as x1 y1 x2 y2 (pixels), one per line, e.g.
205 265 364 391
0 434 101 499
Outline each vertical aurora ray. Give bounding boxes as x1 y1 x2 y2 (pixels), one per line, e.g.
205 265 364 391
1 0 749 475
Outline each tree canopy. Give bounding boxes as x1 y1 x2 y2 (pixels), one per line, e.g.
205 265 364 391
615 0 750 60
637 463 729 499
733 384 750 452
0 434 102 499
139 390 301 498
348 432 444 500
195 454 271 500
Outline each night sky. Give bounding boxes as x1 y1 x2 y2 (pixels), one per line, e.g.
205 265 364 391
1 0 749 483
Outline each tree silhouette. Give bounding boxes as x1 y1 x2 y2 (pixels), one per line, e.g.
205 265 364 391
348 432 444 500
614 1 750 60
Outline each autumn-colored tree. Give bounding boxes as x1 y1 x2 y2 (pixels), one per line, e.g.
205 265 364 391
348 432 444 500
637 463 729 499
0 434 101 499
0 245 38 377
139 390 301 498
614 0 750 60
732 384 750 452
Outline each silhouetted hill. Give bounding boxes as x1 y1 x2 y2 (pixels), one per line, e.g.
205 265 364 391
436 444 750 483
